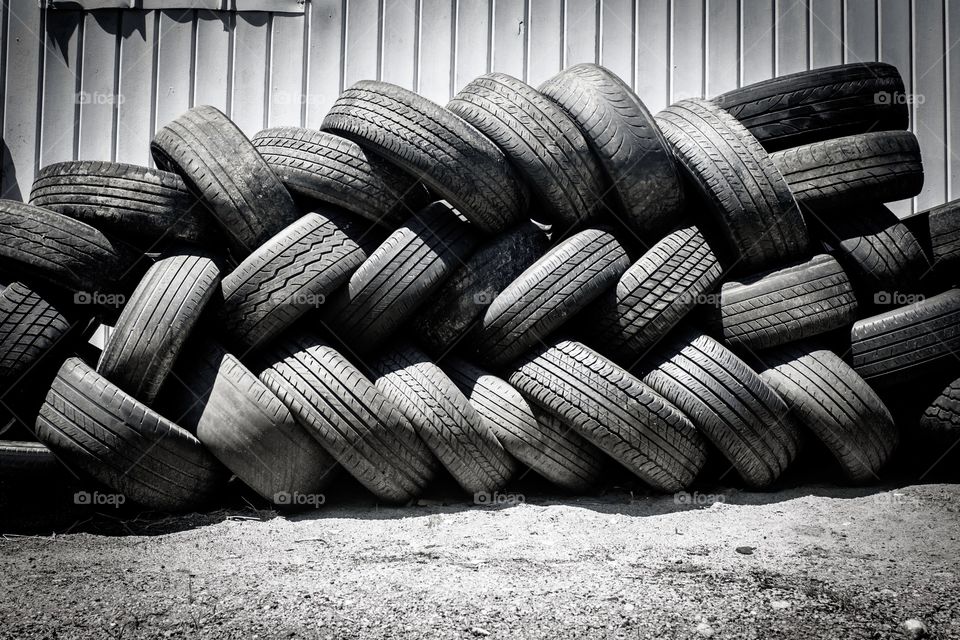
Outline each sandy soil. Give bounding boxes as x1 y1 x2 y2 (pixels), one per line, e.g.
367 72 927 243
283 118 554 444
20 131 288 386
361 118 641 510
1 477 958 639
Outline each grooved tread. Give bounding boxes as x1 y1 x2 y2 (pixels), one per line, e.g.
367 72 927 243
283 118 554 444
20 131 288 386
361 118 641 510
0 282 71 383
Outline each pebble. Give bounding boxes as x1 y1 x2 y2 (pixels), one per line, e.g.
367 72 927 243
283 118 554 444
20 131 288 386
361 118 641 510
470 628 491 637
695 622 715 637
900 619 928 638
735 546 755 555
770 600 790 610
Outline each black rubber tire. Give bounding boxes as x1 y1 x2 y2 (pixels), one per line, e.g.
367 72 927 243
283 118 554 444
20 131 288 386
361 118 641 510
759 346 898 483
0 282 71 383
0 201 132 295
251 127 430 227
150 105 299 257
447 72 606 228
585 225 723 361
371 344 516 495
851 288 960 388
0 440 61 476
324 202 479 353
443 357 604 491
814 205 930 301
655 99 809 272
322 81 529 234
639 332 801 488
257 332 438 503
97 254 220 405
904 200 960 287
717 254 858 351
474 228 631 368
713 62 909 151
29 160 216 247
920 376 960 439
35 357 226 511
507 339 707 491
412 221 548 355
159 340 339 506
221 210 377 352
771 131 924 213
538 63 683 237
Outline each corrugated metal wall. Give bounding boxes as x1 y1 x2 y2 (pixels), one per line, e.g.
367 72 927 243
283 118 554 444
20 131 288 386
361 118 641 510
1 0 958 218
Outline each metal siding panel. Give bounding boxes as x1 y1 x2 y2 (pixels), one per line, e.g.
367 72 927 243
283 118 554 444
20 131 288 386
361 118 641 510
269 13 306 126
671 0 705 102
843 0 877 62
116 10 157 166
231 12 268 134
741 0 775 86
418 0 453 104
635 0 670 113
879 0 913 216
707 0 738 96
810 0 842 68
776 0 809 75
306 0 344 127
153 10 193 135
565 0 598 66
453 0 490 92
344 0 380 86
950 0 959 200
194 10 230 112
492 0 525 79
381 0 417 89
3 2 43 199
78 12 121 161
600 0 633 84
40 10 82 167
914 0 946 210
526 0 561 86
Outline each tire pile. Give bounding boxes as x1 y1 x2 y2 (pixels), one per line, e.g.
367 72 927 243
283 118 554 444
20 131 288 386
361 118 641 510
1 62 958 512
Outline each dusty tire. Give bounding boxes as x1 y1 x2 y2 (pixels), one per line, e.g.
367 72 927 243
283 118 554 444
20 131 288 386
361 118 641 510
322 81 528 234
0 440 61 476
221 210 377 351
35 357 225 511
251 127 430 227
656 99 809 272
539 63 682 237
324 202 478 353
151 105 299 257
920 376 960 439
760 346 898 483
444 357 604 491
713 62 909 151
0 282 72 383
412 221 548 355
585 225 722 360
474 228 631 368
851 289 960 388
448 72 606 228
97 254 221 405
507 340 707 491
640 332 801 487
815 205 930 301
258 332 438 503
159 341 338 506
717 254 858 351
904 200 960 287
29 161 216 247
0 201 131 295
371 344 516 495
771 131 923 212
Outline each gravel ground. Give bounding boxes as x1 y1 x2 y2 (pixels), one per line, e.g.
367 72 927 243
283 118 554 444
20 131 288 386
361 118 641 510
0 478 958 639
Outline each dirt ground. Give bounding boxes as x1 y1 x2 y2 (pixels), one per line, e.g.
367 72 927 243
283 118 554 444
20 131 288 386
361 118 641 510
1 473 958 640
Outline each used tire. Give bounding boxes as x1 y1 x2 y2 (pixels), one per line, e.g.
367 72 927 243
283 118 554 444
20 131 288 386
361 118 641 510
474 228 631 368
448 72 606 228
716 254 858 351
29 160 216 247
656 99 809 272
0 440 61 476
371 344 516 495
713 62 909 151
221 210 377 351
412 221 548 354
539 63 682 237
35 357 226 511
507 340 707 491
322 81 528 234
585 225 723 361
0 201 131 294
160 340 339 506
771 131 924 212
920 376 960 439
258 332 438 503
851 289 960 388
444 357 604 491
251 127 430 227
151 105 299 257
97 254 221 405
0 282 72 383
904 200 960 287
759 346 898 483
639 332 801 487
324 202 479 353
